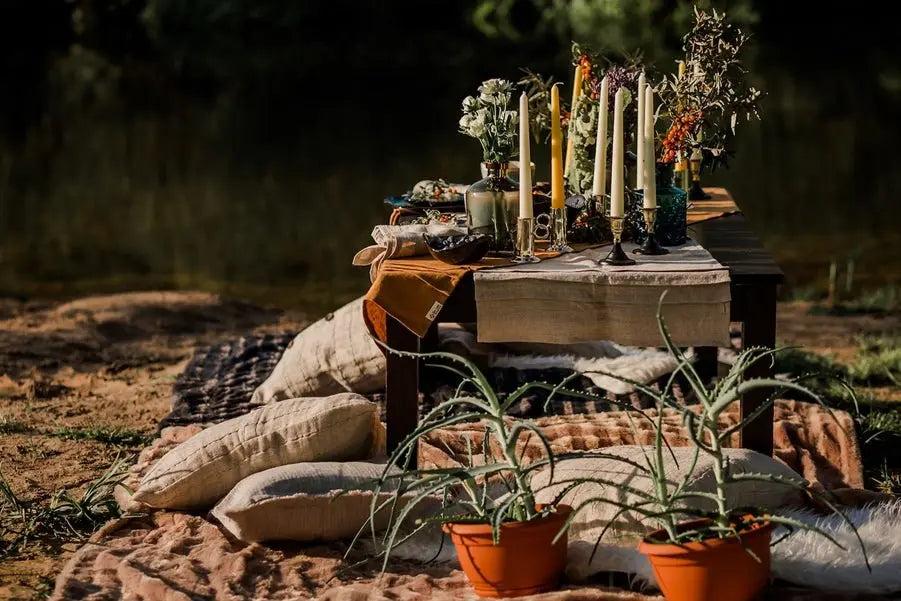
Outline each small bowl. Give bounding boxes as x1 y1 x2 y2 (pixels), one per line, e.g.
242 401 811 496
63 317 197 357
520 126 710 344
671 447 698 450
423 233 491 265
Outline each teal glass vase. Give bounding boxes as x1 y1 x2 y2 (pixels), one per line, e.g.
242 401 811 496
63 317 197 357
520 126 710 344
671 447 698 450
628 163 687 246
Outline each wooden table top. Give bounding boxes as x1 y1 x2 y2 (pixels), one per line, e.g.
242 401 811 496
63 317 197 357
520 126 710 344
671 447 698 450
688 188 784 285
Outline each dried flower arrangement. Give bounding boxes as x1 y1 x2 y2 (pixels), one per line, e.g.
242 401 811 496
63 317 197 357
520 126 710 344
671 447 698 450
657 7 763 169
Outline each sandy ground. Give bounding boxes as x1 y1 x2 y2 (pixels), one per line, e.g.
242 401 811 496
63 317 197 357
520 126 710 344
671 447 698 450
0 292 898 600
0 292 308 600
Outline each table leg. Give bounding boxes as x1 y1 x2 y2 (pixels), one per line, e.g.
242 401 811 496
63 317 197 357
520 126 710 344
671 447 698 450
694 346 719 388
385 315 421 456
738 283 777 456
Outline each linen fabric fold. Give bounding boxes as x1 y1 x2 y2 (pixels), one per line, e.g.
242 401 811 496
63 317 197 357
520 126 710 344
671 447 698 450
352 224 465 283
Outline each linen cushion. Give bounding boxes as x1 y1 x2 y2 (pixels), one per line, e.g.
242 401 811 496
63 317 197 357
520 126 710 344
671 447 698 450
252 297 384 403
531 445 804 542
133 394 383 510
212 461 406 542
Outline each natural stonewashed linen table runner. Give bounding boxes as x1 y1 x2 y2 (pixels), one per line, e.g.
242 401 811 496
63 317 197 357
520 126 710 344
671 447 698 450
363 189 737 341
473 240 731 347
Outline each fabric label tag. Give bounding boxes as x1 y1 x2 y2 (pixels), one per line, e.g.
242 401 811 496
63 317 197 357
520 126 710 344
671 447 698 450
426 301 443 321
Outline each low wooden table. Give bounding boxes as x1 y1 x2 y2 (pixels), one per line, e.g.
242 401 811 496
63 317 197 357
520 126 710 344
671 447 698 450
384 194 783 456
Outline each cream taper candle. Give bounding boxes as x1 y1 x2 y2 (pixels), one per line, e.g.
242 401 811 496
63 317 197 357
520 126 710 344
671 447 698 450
610 88 624 218
591 76 609 198
635 72 646 190
519 92 533 219
643 85 656 209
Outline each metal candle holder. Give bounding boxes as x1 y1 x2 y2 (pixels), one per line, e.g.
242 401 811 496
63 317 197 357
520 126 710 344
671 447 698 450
512 217 540 263
633 207 669 255
688 151 711 200
590 194 608 219
600 215 636 266
546 206 573 253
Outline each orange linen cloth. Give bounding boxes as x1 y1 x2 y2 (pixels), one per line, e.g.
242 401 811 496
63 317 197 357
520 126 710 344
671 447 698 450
364 189 738 341
363 254 547 341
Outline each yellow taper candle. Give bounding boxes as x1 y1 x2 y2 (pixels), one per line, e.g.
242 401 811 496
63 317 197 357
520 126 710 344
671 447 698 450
610 88 624 218
519 92 533 219
551 84 565 210
564 64 583 176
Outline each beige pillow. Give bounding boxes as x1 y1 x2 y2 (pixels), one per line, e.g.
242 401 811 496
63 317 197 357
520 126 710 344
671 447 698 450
133 394 384 510
251 298 385 403
212 461 408 542
531 445 804 542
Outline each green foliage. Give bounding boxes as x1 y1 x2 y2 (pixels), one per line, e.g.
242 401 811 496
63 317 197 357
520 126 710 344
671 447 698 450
0 457 130 558
657 7 762 168
847 336 901 385
50 426 152 448
470 0 758 61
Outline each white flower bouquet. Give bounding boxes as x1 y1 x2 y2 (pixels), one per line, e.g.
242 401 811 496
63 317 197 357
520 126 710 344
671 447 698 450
460 79 518 164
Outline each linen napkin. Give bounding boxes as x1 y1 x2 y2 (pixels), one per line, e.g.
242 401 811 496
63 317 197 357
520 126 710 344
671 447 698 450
352 224 466 282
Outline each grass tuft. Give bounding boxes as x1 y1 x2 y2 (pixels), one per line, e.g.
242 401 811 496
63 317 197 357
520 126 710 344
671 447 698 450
1 457 130 558
847 335 901 385
0 415 33 435
50 426 152 447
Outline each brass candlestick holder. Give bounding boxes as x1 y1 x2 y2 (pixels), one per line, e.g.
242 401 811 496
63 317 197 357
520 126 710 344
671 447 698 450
512 217 540 263
547 206 573 253
590 194 608 218
688 148 711 201
633 207 669 255
600 215 635 266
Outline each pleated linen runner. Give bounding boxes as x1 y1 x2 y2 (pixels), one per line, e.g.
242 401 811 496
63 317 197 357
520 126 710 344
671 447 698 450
473 240 731 347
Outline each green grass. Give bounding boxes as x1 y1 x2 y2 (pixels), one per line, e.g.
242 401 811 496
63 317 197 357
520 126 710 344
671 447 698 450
49 426 152 448
0 415 34 435
807 285 901 316
0 457 130 558
847 335 901 385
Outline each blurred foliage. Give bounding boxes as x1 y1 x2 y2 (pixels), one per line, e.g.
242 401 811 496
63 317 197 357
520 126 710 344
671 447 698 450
471 0 757 63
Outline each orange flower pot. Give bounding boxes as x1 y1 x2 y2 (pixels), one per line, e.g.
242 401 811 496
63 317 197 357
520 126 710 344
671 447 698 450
442 505 572 598
638 517 774 601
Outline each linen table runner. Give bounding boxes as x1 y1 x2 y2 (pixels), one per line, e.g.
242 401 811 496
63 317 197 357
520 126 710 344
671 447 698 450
362 189 738 341
473 240 731 347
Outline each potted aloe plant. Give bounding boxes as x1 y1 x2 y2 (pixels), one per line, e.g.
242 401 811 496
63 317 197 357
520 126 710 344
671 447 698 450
532 297 870 601
344 348 587 598
348 299 868 600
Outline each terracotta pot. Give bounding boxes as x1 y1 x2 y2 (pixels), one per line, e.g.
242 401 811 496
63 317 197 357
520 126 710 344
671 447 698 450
638 517 774 601
442 505 572 598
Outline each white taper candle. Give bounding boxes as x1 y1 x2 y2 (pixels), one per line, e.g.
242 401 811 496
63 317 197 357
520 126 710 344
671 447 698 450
610 88 624 218
635 72 646 190
643 85 656 209
592 76 609 198
518 92 533 219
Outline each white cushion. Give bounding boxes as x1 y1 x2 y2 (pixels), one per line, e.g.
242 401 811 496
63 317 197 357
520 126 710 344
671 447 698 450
132 394 383 510
211 461 405 542
251 298 385 403
531 445 804 542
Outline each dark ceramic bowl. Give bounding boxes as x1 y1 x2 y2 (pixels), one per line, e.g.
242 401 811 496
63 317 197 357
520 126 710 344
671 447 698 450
423 233 492 265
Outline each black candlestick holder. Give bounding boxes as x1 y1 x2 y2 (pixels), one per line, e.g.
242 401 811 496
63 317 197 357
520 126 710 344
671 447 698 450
633 207 669 255
600 215 636 266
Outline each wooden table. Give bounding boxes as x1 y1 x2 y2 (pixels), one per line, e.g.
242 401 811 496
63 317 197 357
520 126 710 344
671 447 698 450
384 196 783 456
